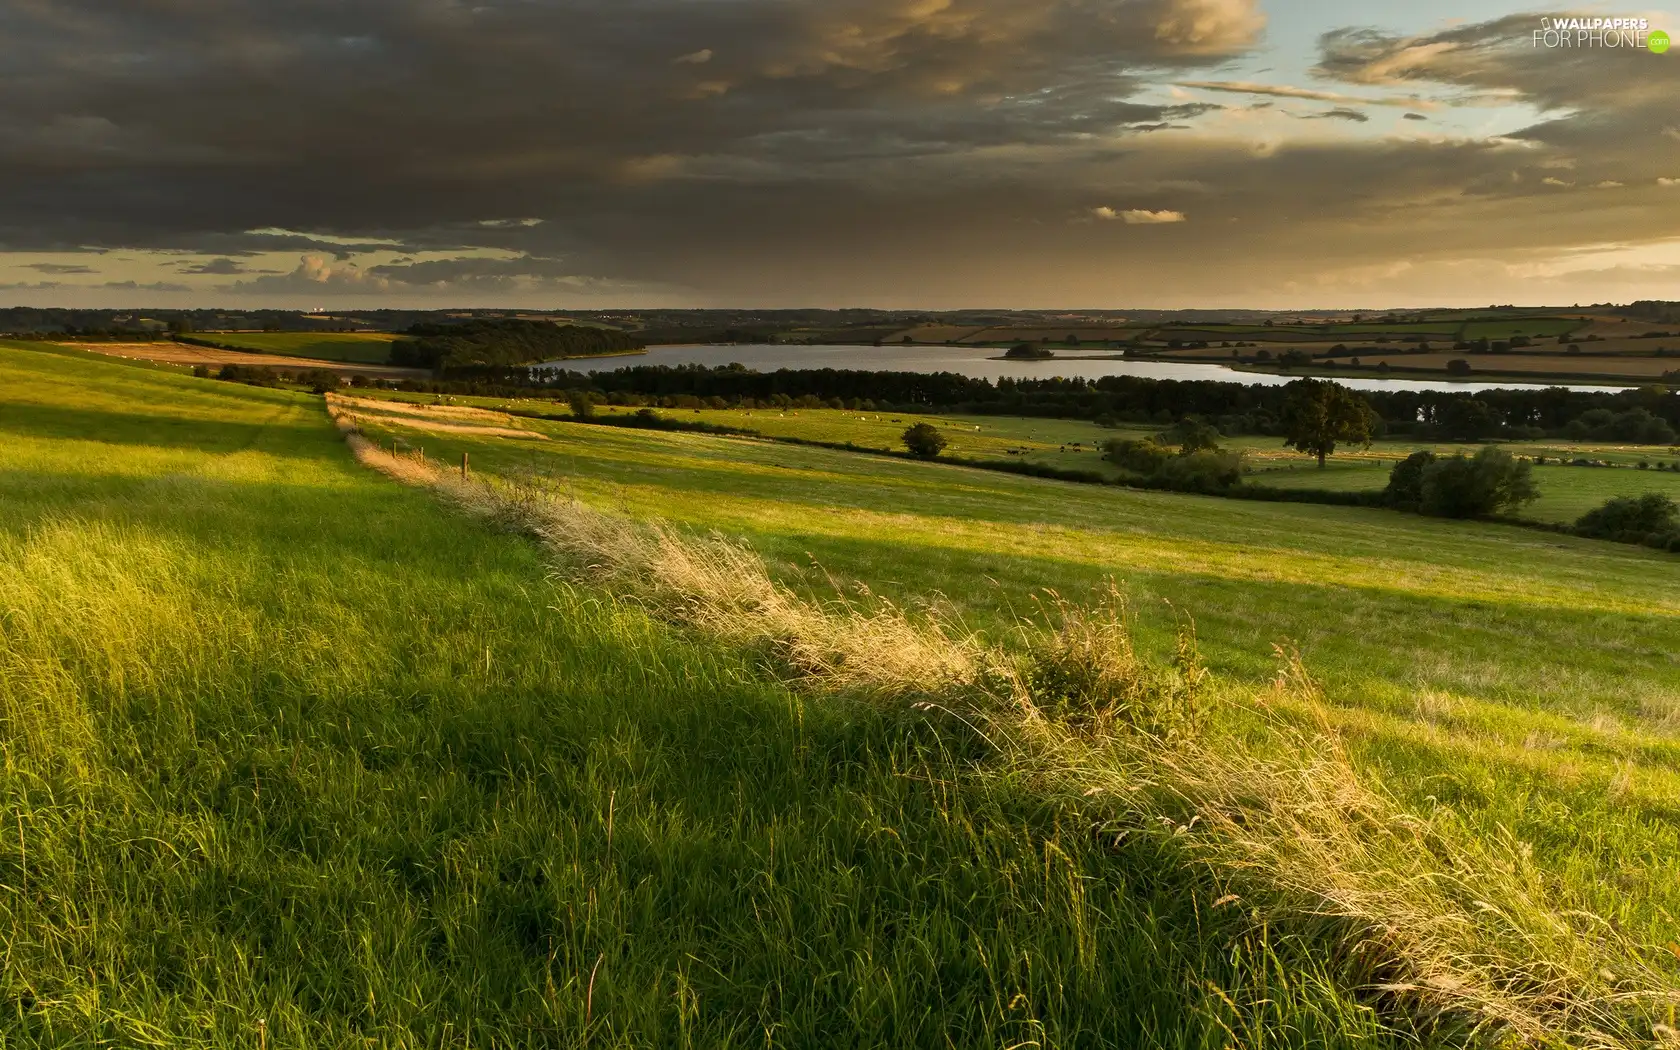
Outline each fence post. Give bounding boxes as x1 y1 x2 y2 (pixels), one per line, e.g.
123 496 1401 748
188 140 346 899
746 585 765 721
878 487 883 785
461 452 469 480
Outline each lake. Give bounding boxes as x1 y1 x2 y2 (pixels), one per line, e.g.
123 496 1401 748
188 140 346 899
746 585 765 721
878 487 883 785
557 343 1630 394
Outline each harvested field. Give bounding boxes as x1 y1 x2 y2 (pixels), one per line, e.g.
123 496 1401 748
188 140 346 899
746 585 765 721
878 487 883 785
332 395 549 440
1320 352 1679 380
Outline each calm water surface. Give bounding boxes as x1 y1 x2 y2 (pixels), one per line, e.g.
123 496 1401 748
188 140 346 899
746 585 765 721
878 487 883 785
558 344 1629 394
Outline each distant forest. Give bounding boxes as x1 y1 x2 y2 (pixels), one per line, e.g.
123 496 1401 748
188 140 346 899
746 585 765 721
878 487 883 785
408 364 1679 444
388 319 644 370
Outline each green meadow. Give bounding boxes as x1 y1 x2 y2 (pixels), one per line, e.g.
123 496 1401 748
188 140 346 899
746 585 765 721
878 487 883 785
196 330 401 363
0 345 1423 1045
343 395 1680 965
7 342 1680 1047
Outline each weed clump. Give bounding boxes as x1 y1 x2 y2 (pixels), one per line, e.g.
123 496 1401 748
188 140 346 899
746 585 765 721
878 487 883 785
1021 588 1207 740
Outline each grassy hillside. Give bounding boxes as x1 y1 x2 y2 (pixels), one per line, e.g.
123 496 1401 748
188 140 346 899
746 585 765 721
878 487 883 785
10 340 1680 1046
339 395 1680 1016
193 330 400 363
0 346 1446 1045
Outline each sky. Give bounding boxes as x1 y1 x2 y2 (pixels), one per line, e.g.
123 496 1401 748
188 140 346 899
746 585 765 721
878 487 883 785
1 0 1677 310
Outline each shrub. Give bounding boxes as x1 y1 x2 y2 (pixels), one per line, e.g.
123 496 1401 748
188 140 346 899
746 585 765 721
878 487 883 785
1383 450 1437 511
1155 449 1243 492
216 364 279 387
567 388 596 419
1419 447 1539 518
1102 438 1174 475
1575 493 1679 542
297 368 342 394
902 422 947 459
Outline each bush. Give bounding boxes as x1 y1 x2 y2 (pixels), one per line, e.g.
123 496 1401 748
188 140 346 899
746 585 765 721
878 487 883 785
902 422 947 459
567 388 596 419
297 368 342 394
1102 438 1174 474
1155 449 1242 492
216 364 279 387
1383 450 1437 511
1575 493 1679 542
1418 447 1539 518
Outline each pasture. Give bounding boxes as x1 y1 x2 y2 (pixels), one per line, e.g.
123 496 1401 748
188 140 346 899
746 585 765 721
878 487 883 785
340 395 1680 979
0 341 1435 1046
7 338 1680 1047
193 330 402 363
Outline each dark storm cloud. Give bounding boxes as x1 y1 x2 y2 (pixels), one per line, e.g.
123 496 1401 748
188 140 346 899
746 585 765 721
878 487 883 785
1315 16 1680 197
368 255 586 285
176 257 267 275
0 0 1263 270
3 2 1676 307
98 280 191 293
1304 107 1369 122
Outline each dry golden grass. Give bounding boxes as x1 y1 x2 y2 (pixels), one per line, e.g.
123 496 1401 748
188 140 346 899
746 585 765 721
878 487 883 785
330 394 549 442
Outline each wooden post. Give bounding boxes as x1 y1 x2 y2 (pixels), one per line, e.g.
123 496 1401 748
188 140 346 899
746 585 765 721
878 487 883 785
461 452 469 480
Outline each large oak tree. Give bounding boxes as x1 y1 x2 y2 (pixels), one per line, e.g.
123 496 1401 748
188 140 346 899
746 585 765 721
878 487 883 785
1280 379 1377 468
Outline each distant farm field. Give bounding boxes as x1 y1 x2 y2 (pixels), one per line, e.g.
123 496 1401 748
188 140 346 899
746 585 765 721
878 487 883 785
1295 351 1679 382
58 337 424 378
196 330 401 363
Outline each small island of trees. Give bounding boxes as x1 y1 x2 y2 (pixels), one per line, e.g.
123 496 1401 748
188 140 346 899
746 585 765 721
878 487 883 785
1004 342 1055 360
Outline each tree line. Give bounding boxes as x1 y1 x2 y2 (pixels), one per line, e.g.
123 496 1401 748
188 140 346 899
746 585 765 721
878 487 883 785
388 320 644 371
454 364 1680 444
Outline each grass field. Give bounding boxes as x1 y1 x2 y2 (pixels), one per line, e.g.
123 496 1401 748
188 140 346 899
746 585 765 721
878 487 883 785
0 347 1453 1045
1150 318 1583 343
338 396 1680 978
10 341 1680 1046
197 330 401 363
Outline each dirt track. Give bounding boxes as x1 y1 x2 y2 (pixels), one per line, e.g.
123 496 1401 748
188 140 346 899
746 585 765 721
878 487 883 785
66 342 426 380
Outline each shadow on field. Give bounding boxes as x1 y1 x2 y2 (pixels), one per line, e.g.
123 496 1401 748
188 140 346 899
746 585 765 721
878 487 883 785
0 399 327 455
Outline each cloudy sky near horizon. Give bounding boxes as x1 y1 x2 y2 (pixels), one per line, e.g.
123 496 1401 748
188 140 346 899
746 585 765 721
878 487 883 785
1 0 1676 310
